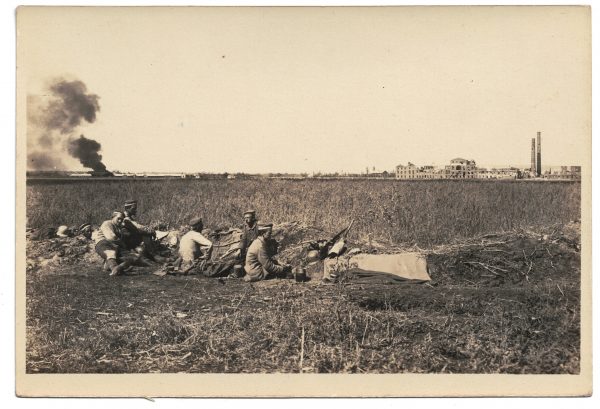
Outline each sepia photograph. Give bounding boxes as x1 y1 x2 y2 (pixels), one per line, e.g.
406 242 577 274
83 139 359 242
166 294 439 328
15 5 591 397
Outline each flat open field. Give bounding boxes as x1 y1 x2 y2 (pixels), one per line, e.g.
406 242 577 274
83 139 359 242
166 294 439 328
25 179 581 373
26 178 580 245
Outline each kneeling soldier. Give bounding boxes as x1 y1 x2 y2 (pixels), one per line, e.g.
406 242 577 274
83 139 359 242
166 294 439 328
244 224 292 282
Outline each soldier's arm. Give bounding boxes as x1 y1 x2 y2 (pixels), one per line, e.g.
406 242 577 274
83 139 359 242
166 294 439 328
127 219 155 235
191 231 213 247
191 232 213 259
237 229 248 249
192 231 212 251
100 221 120 242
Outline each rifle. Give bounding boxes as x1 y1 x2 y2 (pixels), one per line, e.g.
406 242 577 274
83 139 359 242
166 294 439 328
319 219 355 260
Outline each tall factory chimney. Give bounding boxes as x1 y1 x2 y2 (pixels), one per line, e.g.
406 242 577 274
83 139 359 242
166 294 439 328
536 131 542 177
530 138 536 175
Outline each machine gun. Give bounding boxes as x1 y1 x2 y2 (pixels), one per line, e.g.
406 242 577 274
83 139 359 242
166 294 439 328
317 219 355 260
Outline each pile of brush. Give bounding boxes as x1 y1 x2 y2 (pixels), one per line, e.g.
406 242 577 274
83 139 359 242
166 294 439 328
426 221 580 287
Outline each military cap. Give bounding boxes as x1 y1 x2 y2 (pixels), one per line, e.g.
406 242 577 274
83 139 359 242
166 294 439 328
189 216 203 227
243 209 256 216
258 223 273 233
124 199 138 208
56 225 70 238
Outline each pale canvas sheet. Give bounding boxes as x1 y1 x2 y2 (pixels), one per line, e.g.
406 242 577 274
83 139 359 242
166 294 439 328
324 253 431 282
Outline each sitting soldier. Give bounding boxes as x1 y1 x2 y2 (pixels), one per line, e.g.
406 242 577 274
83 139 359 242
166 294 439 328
178 217 213 273
92 212 136 276
121 199 162 262
244 224 292 282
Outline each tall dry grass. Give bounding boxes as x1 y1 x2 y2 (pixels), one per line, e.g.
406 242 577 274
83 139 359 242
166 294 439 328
26 179 580 246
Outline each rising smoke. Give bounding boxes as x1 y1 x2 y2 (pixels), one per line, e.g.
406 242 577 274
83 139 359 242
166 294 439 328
27 79 107 171
68 135 107 172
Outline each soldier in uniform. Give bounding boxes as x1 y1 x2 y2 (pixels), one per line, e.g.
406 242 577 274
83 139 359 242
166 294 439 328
92 212 136 276
237 209 259 261
243 224 292 282
121 199 161 262
178 217 213 273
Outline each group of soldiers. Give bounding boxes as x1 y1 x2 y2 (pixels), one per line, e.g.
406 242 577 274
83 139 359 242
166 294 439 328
93 200 295 282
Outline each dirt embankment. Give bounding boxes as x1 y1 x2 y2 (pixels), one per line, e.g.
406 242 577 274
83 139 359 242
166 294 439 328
426 221 580 287
26 220 581 287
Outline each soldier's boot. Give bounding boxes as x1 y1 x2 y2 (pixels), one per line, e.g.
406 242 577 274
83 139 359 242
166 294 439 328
227 265 244 279
105 258 118 274
110 260 132 276
148 253 167 263
281 265 295 279
137 256 156 267
102 260 112 272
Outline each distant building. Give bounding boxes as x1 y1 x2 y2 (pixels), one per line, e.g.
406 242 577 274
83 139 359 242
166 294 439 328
395 162 418 179
444 158 476 179
475 168 490 179
411 165 429 179
395 156 577 181
488 167 520 179
395 163 441 179
521 169 536 179
544 166 581 180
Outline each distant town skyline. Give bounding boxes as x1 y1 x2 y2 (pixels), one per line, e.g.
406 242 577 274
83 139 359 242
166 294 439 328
20 7 590 174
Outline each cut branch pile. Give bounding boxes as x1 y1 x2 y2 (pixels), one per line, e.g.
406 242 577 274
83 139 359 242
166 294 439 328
426 221 580 286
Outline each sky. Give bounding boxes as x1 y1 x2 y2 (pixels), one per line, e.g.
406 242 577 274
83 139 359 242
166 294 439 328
18 6 591 173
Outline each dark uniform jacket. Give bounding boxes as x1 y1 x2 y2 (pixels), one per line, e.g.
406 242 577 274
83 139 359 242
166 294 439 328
244 236 285 282
121 210 154 249
239 223 259 258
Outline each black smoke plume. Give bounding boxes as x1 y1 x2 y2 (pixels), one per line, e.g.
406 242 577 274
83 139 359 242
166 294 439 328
68 135 107 172
27 79 107 171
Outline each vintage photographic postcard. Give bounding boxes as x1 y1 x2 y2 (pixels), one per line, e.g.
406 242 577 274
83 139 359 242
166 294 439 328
15 6 591 397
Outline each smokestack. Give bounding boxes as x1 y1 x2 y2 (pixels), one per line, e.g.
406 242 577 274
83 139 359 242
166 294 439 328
530 138 536 175
536 131 542 177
